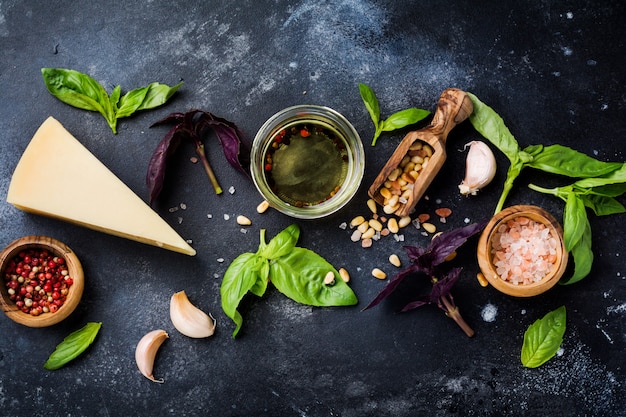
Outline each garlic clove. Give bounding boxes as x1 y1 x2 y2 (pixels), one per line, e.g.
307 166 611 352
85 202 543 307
459 140 496 196
135 329 168 383
170 290 216 338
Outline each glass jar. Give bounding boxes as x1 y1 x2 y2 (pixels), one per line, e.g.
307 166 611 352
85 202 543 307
251 105 365 219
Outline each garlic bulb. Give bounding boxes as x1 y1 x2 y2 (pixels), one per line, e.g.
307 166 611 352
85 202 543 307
135 329 168 383
170 290 216 338
459 141 496 196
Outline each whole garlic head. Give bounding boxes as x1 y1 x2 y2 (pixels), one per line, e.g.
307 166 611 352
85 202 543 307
459 141 496 196
170 290 216 338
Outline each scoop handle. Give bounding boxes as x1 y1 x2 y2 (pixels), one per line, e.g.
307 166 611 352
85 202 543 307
429 88 473 140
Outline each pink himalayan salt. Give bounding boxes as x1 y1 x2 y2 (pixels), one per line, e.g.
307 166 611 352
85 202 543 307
490 216 558 285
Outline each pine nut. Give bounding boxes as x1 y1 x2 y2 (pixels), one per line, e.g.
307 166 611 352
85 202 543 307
361 227 376 240
367 198 378 214
387 168 401 181
422 222 436 233
383 203 399 215
398 216 412 228
409 141 423 151
236 215 252 226
372 268 387 279
323 271 335 285
369 219 383 232
350 230 362 242
361 238 373 248
477 272 489 287
350 215 365 227
339 268 350 283
389 254 401 267
357 221 369 234
387 218 399 234
380 187 392 200
256 200 270 213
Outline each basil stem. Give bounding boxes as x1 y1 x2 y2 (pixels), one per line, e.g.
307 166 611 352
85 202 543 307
42 68 182 134
44 322 102 370
521 306 566 368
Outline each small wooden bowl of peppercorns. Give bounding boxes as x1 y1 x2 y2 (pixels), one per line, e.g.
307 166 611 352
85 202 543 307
0 236 84 327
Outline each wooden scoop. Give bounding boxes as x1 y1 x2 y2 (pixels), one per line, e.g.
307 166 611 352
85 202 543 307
367 88 473 217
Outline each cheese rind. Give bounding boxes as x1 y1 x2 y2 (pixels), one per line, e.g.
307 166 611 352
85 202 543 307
7 117 196 256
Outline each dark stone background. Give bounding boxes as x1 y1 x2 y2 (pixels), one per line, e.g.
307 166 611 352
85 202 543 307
0 1 623 416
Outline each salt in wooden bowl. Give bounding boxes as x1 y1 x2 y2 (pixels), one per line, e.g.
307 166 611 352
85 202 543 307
477 205 568 297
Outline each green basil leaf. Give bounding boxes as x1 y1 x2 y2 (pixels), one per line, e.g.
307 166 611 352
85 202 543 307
580 182 626 198
467 92 521 163
258 224 299 259
521 306 566 368
359 83 380 127
524 144 622 178
579 194 625 216
220 253 267 337
269 247 358 307
381 108 430 132
561 217 593 285
563 192 587 251
137 81 183 111
41 68 115 128
524 144 544 157
115 86 150 119
44 322 102 370
572 163 626 189
109 85 121 111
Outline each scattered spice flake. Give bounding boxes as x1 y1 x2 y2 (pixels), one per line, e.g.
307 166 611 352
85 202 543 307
169 206 179 212
464 217 471 224
180 203 187 210
418 213 430 223
240 228 248 234
207 214 213 219
190 156 198 163
224 214 230 220
339 222 347 230
217 258 225 263
228 186 236 194
435 207 452 218
178 217 183 224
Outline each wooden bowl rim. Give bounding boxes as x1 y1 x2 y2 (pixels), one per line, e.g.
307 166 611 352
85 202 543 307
477 205 568 297
0 236 84 327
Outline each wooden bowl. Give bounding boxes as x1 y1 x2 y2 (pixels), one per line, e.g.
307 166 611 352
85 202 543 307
0 236 84 327
477 205 568 297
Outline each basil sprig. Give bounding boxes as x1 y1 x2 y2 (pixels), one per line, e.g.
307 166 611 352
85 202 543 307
41 68 182 134
359 83 430 146
220 224 358 338
529 164 626 283
521 306 566 368
44 322 102 370
467 92 622 214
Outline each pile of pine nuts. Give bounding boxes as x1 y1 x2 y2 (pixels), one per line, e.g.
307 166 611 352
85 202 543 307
378 141 434 215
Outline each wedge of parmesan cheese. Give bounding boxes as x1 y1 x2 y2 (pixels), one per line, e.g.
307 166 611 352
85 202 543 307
7 116 196 256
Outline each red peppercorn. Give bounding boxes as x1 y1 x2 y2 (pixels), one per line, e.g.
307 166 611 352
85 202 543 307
3 248 73 316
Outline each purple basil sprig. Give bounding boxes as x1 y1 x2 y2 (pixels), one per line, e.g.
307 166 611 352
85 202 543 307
363 220 488 337
146 109 251 204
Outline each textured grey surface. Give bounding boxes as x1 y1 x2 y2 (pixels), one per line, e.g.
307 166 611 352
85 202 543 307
0 1 624 416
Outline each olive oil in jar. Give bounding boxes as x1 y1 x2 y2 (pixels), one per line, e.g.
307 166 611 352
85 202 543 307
264 123 348 206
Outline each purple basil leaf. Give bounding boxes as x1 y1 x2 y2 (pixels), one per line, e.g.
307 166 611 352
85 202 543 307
207 120 251 176
150 112 186 127
404 245 425 262
417 220 488 269
430 267 463 305
146 126 185 205
400 298 430 312
362 264 420 310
